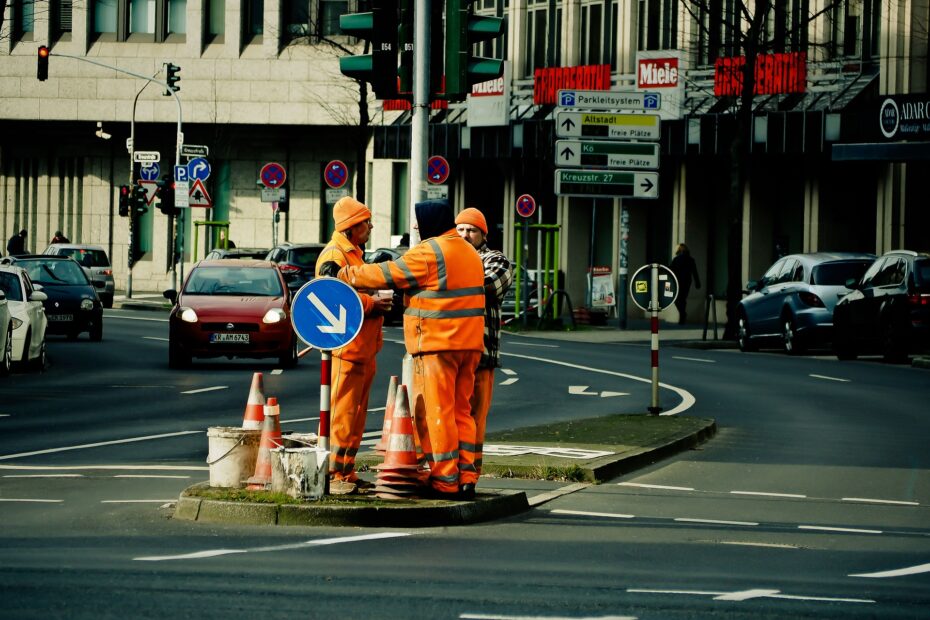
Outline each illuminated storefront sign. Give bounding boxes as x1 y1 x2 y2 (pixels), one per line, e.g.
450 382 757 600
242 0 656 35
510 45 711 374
533 64 612 105
714 52 807 96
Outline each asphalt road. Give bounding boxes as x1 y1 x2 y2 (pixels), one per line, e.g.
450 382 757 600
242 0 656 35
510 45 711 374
1 309 927 619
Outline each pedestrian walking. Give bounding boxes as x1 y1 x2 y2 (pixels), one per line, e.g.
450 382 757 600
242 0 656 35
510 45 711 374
50 231 70 244
670 242 701 324
6 229 28 256
315 196 392 494
455 208 512 486
326 199 485 500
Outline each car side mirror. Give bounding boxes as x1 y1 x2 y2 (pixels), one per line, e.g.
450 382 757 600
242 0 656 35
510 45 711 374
30 291 48 302
163 289 178 304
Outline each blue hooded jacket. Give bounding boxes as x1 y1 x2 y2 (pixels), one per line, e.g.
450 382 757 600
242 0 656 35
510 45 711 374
414 199 455 240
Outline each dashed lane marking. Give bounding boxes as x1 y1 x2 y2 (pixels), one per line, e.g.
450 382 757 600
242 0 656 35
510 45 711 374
672 356 715 363
271 369 283 375
627 588 874 604
114 475 191 479
731 491 807 499
850 562 930 578
462 615 635 620
500 368 517 376
3 474 84 478
719 542 799 549
0 498 64 503
550 509 634 519
798 525 883 534
842 497 919 506
181 386 228 395
809 374 850 382
101 499 177 504
675 518 759 527
0 431 203 461
500 378 519 386
0 464 207 471
507 341 560 348
143 336 169 342
619 482 695 491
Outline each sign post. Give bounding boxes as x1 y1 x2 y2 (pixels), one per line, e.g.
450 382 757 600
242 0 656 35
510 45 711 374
629 263 678 414
515 194 536 328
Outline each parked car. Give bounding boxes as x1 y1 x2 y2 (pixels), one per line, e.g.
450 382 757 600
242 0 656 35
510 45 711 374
737 252 875 354
43 244 115 308
0 286 11 376
833 250 930 362
264 242 326 292
164 260 299 368
1 255 103 341
0 265 48 370
363 246 408 325
204 247 270 261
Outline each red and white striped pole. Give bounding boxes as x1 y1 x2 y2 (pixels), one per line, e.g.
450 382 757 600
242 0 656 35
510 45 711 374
319 350 332 493
648 263 662 414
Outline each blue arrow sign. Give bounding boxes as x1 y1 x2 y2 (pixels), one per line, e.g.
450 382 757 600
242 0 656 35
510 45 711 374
188 157 211 181
291 277 364 350
140 163 160 181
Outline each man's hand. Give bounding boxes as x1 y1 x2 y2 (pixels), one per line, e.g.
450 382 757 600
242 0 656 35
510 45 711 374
372 295 393 315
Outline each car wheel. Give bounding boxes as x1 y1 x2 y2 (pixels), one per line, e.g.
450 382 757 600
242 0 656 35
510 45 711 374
279 338 299 369
90 321 103 342
737 312 756 352
0 327 11 376
782 313 805 355
168 340 190 369
881 319 908 364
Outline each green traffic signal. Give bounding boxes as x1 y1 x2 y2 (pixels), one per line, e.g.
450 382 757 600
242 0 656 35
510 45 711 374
338 0 399 99
444 0 505 100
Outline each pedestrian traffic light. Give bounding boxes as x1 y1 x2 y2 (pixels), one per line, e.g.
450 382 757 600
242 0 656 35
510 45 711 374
339 0 399 99
155 175 176 215
37 46 49 81
164 63 181 96
131 185 148 215
118 185 131 217
444 0 505 100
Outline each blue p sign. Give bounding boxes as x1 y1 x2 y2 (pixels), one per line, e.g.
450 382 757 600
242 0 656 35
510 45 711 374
174 165 189 182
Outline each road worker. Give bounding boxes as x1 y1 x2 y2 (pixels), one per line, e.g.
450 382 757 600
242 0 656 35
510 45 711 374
455 208 512 488
325 199 485 500
315 196 393 494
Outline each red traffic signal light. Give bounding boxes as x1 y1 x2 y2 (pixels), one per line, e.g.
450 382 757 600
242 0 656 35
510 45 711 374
118 185 131 217
37 46 50 81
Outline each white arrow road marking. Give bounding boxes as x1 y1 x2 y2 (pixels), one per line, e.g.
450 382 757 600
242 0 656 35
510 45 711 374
600 391 629 398
462 615 636 620
569 385 598 396
181 386 228 395
309 292 347 334
627 588 873 604
850 562 930 578
500 378 518 386
810 374 850 382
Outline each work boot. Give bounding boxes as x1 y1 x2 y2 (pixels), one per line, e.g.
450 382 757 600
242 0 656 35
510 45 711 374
422 486 459 501
329 479 358 495
458 483 476 501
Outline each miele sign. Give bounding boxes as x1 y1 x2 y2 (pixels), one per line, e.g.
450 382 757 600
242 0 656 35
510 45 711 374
638 57 679 89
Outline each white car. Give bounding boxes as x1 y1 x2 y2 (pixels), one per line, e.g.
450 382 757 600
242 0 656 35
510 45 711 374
0 288 11 376
0 265 48 370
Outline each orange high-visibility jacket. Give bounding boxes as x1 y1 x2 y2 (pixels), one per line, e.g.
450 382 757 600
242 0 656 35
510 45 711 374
315 231 383 362
339 230 485 355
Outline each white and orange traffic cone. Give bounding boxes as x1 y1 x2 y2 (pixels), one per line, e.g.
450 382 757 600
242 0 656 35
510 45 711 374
241 372 266 430
374 385 424 499
374 375 398 454
246 396 282 490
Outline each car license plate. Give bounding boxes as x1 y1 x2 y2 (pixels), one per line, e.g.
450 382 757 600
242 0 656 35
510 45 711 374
47 314 73 322
210 333 249 344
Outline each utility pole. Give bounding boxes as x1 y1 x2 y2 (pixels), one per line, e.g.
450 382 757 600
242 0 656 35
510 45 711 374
409 0 430 245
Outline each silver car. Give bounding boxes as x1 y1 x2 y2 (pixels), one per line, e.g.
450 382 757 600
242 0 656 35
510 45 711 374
0 287 11 376
44 244 115 308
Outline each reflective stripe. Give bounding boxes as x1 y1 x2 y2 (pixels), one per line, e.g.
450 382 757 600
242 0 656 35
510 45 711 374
379 262 395 287
411 287 485 299
424 449 459 463
331 461 351 473
459 441 477 453
460 463 477 473
404 307 485 319
332 446 359 457
394 257 419 288
431 473 460 484
426 239 447 290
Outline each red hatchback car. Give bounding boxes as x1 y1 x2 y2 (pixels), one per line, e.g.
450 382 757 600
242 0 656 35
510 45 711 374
164 260 299 368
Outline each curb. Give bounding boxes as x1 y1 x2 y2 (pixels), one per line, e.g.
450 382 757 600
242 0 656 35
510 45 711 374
116 301 170 313
913 356 930 370
174 483 530 527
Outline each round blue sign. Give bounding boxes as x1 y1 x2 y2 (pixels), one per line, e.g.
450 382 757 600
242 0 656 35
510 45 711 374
187 157 211 181
140 163 160 181
291 277 364 350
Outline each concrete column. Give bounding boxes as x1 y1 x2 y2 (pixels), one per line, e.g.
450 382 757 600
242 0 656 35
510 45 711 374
562 0 581 68
72 0 91 54
803 175 819 252
741 180 751 288
616 0 636 74
188 0 206 56
264 0 282 58
508 0 527 79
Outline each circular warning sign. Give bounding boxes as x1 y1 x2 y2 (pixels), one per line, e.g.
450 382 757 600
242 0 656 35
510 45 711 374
515 194 536 218
427 155 450 185
629 264 678 312
323 160 349 189
260 162 287 188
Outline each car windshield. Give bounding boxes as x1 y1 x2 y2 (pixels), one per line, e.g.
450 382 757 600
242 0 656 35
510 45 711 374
62 249 109 268
0 272 23 301
184 267 283 296
288 247 322 267
811 261 871 286
22 260 88 286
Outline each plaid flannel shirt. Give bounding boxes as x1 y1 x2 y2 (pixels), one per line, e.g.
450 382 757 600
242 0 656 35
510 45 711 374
477 242 513 369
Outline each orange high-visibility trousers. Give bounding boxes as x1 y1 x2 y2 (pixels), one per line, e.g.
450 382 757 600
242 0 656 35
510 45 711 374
469 367 495 476
330 355 377 482
412 350 481 493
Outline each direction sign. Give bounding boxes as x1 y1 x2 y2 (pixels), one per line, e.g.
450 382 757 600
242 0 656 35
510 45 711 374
629 264 678 312
180 144 209 157
188 157 211 181
260 162 287 188
427 155 450 184
188 178 211 207
555 170 659 199
140 163 160 181
557 90 661 111
291 277 364 350
133 151 160 163
261 187 287 203
175 180 190 208
555 140 660 170
556 111 661 140
323 160 348 189
516 193 536 218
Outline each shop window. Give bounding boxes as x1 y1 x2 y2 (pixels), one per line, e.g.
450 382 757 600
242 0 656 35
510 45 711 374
475 0 506 60
245 0 264 40
638 0 677 51
525 0 548 78
168 0 187 34
14 0 36 41
580 1 603 65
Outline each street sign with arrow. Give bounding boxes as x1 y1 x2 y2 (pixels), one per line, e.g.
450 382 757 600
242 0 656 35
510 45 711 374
555 170 659 199
555 111 661 140
290 277 364 351
555 140 660 170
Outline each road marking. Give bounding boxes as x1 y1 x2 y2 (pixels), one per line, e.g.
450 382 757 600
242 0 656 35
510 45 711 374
134 532 413 561
731 490 806 499
462 615 635 620
619 482 695 491
842 497 919 506
504 352 695 416
0 498 64 503
0 414 11 417
507 341 560 348
114 475 191 479
675 518 759 526
850 562 930 578
101 499 177 503
271 369 283 375
627 588 873 604
569 385 597 396
715 589 780 601
181 386 228 395
672 355 715 363
600 391 629 398
500 368 517 376
0 430 203 461
798 525 883 534
499 378 519 386
719 541 798 549
143 336 169 342
3 474 84 478
550 509 635 519
0 464 207 472
105 314 168 322
526 483 589 507
281 416 319 425
809 374 850 382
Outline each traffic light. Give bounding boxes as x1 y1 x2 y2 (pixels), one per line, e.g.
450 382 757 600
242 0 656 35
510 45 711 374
118 185 131 217
339 0 399 99
444 0 505 100
131 185 148 215
397 0 443 97
164 63 181 96
37 46 49 81
155 175 176 215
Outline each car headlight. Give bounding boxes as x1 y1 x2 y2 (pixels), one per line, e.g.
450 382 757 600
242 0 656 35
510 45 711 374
180 307 199 323
80 298 94 311
11 317 23 329
262 308 286 324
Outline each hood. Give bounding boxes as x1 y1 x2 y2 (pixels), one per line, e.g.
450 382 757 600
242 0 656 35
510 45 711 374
414 199 454 240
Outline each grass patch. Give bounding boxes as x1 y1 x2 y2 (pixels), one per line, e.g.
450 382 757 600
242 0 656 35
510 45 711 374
486 413 710 447
185 485 429 507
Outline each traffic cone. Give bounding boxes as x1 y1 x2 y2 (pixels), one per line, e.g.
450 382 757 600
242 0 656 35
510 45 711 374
241 372 266 430
246 397 282 490
375 385 423 499
374 375 398 453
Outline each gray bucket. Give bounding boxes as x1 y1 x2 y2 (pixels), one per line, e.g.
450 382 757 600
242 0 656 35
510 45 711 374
271 447 330 499
206 426 261 488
